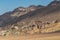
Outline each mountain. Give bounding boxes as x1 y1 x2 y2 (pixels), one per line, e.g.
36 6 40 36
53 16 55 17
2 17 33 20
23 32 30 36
48 0 60 6
0 0 60 35
0 5 44 27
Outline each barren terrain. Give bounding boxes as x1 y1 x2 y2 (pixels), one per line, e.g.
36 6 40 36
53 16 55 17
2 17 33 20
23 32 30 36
0 33 60 40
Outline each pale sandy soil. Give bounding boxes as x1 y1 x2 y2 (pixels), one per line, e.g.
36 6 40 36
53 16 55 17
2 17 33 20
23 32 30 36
0 33 60 40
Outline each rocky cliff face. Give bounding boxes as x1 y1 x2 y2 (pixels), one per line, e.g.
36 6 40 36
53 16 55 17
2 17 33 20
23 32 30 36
0 0 60 36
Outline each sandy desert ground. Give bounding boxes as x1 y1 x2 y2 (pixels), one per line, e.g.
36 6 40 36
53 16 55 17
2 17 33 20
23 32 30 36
0 33 60 40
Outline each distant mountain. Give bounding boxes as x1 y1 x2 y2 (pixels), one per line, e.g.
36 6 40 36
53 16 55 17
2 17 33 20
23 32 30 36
48 0 60 7
0 5 44 27
0 0 60 34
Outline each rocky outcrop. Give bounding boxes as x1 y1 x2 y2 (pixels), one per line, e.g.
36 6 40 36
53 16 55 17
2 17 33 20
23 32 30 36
0 0 60 36
48 0 60 8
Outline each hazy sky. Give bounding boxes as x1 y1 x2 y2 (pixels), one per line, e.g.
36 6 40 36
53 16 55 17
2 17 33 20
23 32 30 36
0 0 53 15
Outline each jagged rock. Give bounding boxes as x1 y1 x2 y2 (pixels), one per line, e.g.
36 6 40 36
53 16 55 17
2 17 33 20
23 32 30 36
11 25 19 31
0 30 9 36
14 7 26 12
28 5 37 11
52 20 58 23
48 0 60 7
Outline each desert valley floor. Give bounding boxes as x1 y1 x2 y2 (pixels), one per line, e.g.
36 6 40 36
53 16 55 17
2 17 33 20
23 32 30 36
0 32 60 40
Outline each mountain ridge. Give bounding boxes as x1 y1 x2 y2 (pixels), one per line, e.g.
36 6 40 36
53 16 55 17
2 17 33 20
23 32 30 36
0 0 60 36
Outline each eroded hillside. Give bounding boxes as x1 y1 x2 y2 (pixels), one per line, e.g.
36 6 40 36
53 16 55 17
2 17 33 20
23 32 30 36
0 0 60 36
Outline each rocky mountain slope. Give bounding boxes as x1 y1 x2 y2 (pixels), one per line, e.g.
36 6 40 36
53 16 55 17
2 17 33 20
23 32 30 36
0 5 44 27
0 0 60 36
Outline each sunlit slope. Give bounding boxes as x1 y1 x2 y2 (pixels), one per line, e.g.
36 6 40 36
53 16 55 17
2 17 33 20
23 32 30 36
41 22 60 33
